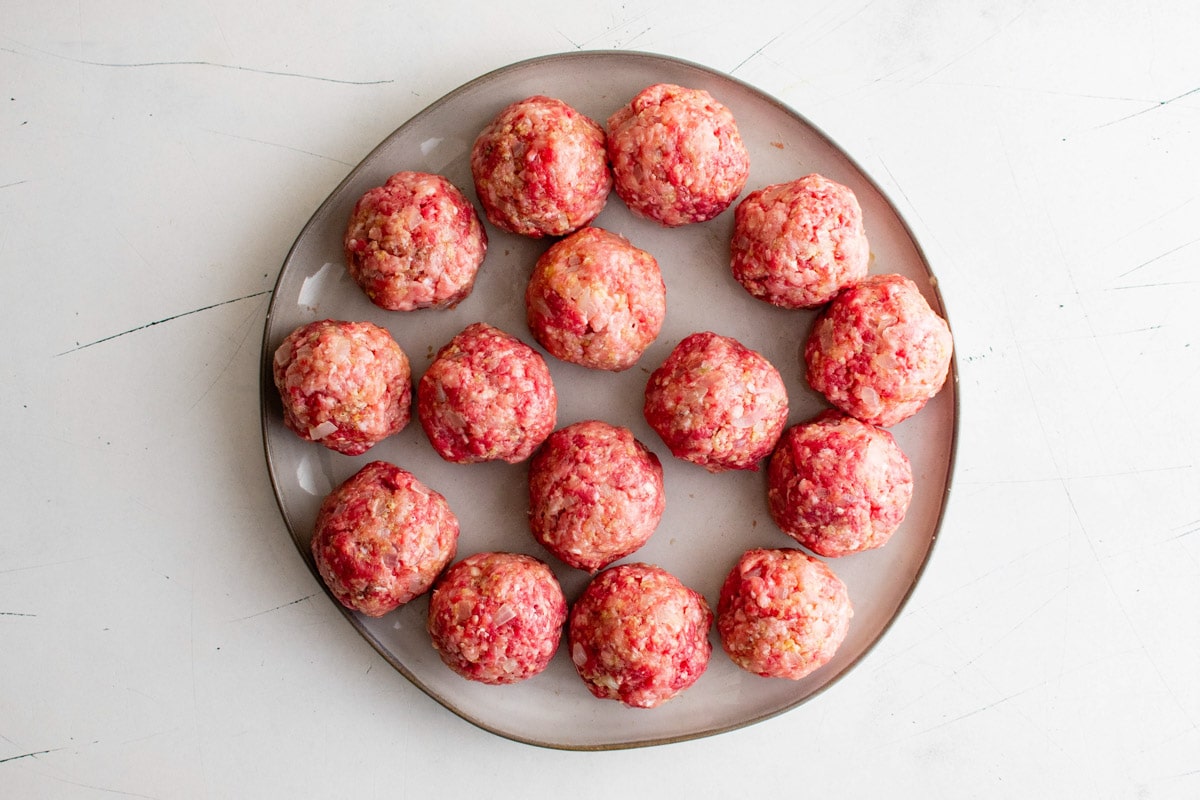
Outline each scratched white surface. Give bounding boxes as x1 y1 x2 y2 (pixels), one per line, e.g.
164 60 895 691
2 1 1198 797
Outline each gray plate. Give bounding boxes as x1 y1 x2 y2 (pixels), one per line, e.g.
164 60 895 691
260 51 958 750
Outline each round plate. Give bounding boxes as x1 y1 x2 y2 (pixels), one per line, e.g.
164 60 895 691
260 51 957 750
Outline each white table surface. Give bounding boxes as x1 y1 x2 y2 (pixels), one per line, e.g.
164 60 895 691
3 1 1198 797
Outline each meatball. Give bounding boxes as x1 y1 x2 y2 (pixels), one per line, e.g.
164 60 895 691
343 171 487 311
643 331 788 472
525 227 666 371
417 322 557 464
272 319 411 456
426 552 567 685
568 563 713 708
310 461 458 617
804 273 954 427
470 95 611 238
767 411 913 557
606 83 750 226
717 548 852 680
731 174 870 309
528 420 665 572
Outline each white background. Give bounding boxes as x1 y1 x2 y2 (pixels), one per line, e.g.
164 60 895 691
2 1 1198 797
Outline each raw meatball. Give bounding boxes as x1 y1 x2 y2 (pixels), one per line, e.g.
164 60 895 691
426 552 567 685
606 83 750 226
731 174 870 308
643 331 788 472
343 171 487 311
418 322 557 464
568 563 712 708
528 420 665 572
311 461 458 617
525 227 666 371
805 273 954 427
470 95 611 238
767 411 913 557
717 548 852 680
272 319 411 456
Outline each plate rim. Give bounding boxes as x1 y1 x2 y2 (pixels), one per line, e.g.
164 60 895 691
258 48 961 751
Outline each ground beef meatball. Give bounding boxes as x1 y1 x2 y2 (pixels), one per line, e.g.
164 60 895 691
426 552 567 685
804 273 954 427
272 319 411 456
643 331 788 472
525 227 666 371
767 411 913 557
470 95 611 238
606 83 750 226
343 171 487 311
568 563 712 708
731 174 870 308
717 548 852 680
528 420 665 572
311 461 458 617
417 322 557 463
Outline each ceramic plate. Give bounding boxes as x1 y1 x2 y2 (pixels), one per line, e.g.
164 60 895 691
260 51 957 750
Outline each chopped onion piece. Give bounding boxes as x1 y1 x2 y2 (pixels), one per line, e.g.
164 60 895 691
308 420 338 440
273 339 292 367
493 604 517 626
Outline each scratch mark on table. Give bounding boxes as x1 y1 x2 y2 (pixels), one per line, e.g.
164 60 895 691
235 593 317 622
900 636 1115 743
617 26 653 49
1062 485 1198 729
209 6 236 62
915 6 1028 86
874 156 950 263
0 555 101 575
1108 324 1163 336
554 28 583 49
873 154 958 296
930 543 1054 609
1100 198 1194 248
41 774 162 799
564 11 651 50
1094 85 1200 130
876 158 921 220
202 128 354 166
1117 233 1200 278
0 748 61 765
999 293 1183 740
730 33 786 75
902 80 1152 106
188 297 265 410
188 587 205 789
0 43 391 86
951 587 1066 677
0 611 36 617
113 225 153 271
838 0 879 32
1110 280 1200 291
56 289 271 356
1171 519 1200 541
883 642 1145 748
117 726 181 748
0 180 28 190
1035 324 1166 340
961 463 1192 485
